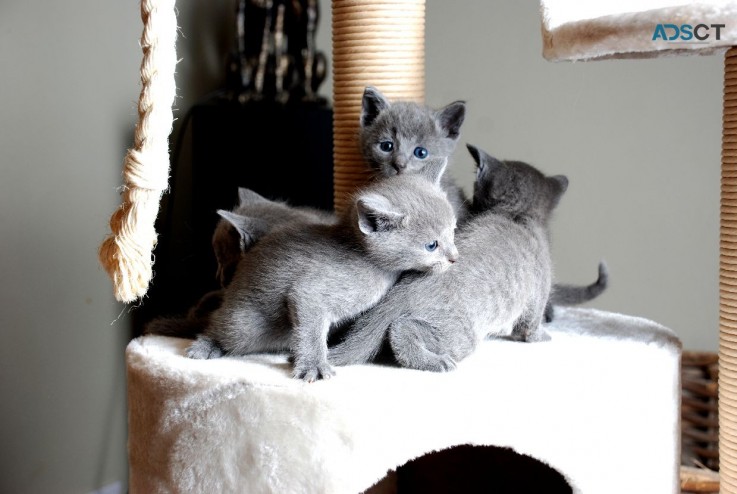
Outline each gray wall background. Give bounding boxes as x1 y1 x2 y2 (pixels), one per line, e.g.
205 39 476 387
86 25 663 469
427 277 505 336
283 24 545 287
0 0 721 492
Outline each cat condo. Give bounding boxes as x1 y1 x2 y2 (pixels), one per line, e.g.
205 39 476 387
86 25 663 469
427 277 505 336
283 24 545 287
97 0 737 492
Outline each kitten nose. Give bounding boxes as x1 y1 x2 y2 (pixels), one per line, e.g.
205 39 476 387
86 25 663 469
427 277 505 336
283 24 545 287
447 246 459 264
392 160 408 173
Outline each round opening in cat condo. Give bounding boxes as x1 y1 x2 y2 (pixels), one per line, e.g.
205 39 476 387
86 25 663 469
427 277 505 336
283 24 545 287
366 444 573 494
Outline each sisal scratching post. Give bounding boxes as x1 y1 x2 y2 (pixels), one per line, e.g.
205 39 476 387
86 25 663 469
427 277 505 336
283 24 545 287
331 0 425 212
99 0 177 303
540 2 737 490
722 46 737 493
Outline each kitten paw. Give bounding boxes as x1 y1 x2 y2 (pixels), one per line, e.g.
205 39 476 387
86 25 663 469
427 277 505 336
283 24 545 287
543 304 555 323
186 337 223 359
293 361 336 382
409 353 456 372
432 354 457 372
526 329 552 343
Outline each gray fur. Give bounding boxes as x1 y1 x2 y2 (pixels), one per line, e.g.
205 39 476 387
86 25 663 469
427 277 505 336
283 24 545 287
467 144 606 322
544 261 609 322
360 86 469 221
145 189 335 340
144 289 225 339
189 170 458 382
213 188 335 287
329 145 567 371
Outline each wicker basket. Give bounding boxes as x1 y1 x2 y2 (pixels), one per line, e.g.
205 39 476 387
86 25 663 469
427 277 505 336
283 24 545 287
680 351 719 493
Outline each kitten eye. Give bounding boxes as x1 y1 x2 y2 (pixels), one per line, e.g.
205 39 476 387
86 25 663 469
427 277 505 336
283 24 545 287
425 240 438 252
413 147 428 159
379 141 394 152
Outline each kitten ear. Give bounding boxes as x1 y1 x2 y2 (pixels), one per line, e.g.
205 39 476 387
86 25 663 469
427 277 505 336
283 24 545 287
466 144 502 173
217 210 270 250
549 175 569 197
238 188 269 206
356 193 405 234
437 101 466 139
361 86 390 128
417 160 448 186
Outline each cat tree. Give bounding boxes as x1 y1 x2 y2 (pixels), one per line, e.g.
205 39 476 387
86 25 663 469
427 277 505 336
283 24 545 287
541 1 737 491
103 0 683 492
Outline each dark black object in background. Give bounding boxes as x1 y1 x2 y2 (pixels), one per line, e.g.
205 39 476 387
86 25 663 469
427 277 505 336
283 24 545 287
228 0 327 104
133 95 333 335
130 0 333 335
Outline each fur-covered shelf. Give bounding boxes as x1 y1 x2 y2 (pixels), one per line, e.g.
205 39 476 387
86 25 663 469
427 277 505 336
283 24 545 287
126 307 681 493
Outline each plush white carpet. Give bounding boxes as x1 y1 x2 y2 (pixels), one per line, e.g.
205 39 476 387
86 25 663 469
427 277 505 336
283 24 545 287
126 307 681 494
541 0 737 61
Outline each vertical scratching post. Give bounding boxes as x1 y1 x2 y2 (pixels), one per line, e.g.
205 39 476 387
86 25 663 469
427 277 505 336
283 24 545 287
99 0 178 303
722 46 737 493
331 0 426 212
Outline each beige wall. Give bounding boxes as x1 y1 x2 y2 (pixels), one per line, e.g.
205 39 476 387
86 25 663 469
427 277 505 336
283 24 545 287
0 0 721 492
0 1 139 492
424 1 721 352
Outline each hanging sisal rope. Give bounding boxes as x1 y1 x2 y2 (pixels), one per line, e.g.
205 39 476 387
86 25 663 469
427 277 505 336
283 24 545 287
722 46 737 494
331 0 426 212
99 0 178 303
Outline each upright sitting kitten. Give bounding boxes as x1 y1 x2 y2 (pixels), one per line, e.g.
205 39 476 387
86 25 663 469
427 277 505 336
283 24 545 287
188 164 459 381
360 86 469 221
329 145 566 371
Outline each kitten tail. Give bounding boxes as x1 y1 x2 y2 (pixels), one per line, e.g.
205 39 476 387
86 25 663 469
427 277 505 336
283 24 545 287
143 289 224 339
328 303 400 366
550 261 608 306
144 316 205 340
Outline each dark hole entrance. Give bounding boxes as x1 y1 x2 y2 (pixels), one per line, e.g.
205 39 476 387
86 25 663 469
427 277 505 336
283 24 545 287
366 444 573 494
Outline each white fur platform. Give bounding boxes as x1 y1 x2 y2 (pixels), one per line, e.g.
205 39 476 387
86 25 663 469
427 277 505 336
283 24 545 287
126 307 681 493
541 0 737 61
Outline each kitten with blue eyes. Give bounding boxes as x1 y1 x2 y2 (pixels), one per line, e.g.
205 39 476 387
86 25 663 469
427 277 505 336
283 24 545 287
329 145 567 371
187 165 459 382
360 86 469 221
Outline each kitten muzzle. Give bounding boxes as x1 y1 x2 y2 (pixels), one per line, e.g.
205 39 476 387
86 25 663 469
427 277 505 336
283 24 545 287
446 247 459 265
392 160 408 173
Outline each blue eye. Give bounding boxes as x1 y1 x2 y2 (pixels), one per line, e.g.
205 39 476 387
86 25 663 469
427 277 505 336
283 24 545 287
379 141 394 152
414 147 428 159
425 240 438 252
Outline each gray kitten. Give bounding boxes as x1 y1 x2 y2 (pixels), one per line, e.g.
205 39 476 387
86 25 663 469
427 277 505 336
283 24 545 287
144 188 334 338
329 145 567 371
213 188 336 286
360 86 469 221
187 165 459 382
362 86 605 320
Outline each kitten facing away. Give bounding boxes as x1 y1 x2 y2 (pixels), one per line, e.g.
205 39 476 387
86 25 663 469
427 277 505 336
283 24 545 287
329 145 567 371
187 164 459 382
360 86 469 221
144 188 334 338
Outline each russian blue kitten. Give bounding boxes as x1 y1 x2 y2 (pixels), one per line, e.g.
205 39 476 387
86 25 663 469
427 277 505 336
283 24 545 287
360 86 469 221
144 188 335 338
329 145 567 371
188 164 459 382
213 187 336 286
